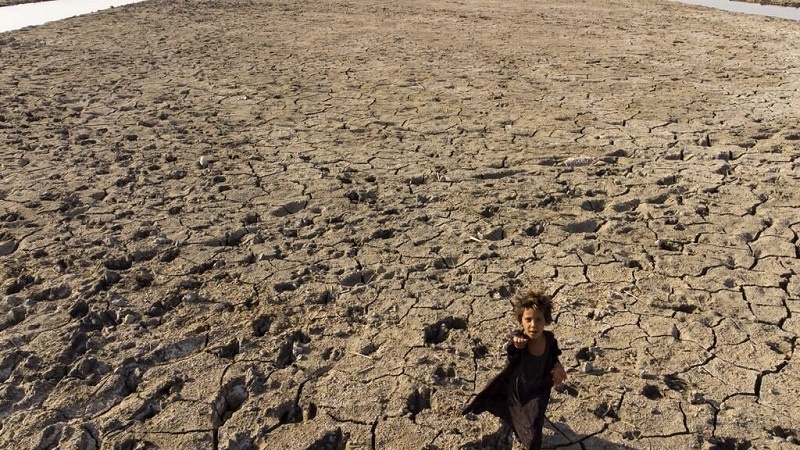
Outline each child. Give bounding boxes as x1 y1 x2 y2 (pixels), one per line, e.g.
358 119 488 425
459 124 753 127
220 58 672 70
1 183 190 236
463 289 567 450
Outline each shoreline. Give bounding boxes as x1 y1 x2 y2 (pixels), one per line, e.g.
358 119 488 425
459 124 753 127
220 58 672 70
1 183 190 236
1 0 798 9
0 0 147 33
1 0 799 448
740 0 800 5
0 0 48 6
2 0 799 36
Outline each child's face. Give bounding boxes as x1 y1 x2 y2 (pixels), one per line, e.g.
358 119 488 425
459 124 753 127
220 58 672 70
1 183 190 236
520 307 546 340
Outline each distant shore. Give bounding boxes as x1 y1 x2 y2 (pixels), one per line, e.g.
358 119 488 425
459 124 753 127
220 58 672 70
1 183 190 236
0 0 47 6
1 0 799 8
744 0 800 6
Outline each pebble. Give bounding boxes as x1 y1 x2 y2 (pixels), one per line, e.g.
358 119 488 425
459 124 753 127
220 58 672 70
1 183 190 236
581 361 593 373
0 239 17 256
104 271 121 286
6 306 25 324
293 343 310 358
110 296 128 308
199 155 209 168
564 155 594 167
122 313 138 325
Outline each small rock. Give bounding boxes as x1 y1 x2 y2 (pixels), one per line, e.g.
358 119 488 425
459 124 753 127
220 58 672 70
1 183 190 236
581 361 593 373
104 271 121 286
69 300 89 319
358 341 376 356
690 391 705 404
122 313 139 325
199 155 209 168
103 292 124 309
657 239 682 252
641 384 662 400
483 227 505 241
53 260 68 273
6 306 25 325
622 430 641 441
409 174 426 185
564 155 594 167
104 257 132 271
0 239 18 256
242 212 260 225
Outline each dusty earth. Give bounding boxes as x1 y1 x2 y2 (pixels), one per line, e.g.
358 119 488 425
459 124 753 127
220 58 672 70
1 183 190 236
1 0 800 449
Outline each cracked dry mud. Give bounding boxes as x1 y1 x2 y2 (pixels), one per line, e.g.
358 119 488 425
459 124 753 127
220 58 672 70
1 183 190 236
1 0 799 449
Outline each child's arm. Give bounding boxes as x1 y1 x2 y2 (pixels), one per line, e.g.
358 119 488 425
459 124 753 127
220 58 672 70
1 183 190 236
504 330 526 363
550 332 567 386
552 361 567 386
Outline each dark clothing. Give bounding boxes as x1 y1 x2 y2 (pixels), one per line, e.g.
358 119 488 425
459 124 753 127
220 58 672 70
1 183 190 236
463 331 562 450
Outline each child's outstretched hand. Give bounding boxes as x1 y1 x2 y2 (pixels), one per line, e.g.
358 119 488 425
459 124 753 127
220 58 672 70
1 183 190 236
552 363 567 386
507 330 528 349
511 334 528 349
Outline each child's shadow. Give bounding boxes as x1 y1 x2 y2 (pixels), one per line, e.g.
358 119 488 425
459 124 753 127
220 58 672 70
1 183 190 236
459 422 514 450
542 417 638 450
460 418 637 450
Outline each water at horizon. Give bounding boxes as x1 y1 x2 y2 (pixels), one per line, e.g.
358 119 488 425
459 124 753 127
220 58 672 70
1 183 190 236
0 0 798 35
673 0 800 21
0 0 145 33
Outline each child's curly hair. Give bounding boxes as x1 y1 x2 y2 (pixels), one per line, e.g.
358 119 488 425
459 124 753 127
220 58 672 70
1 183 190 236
513 289 554 324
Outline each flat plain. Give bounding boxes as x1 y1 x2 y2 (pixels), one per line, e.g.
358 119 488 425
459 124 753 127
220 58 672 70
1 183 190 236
1 0 799 449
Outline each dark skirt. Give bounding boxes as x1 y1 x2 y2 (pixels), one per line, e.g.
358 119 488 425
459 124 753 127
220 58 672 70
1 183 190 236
462 331 561 450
